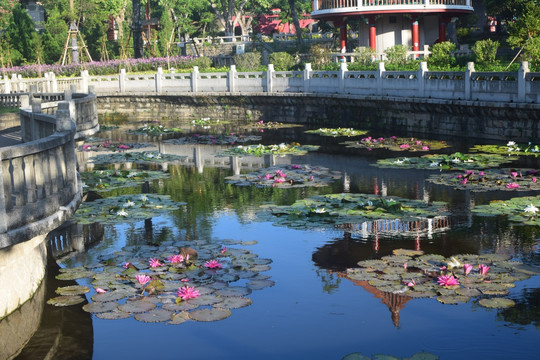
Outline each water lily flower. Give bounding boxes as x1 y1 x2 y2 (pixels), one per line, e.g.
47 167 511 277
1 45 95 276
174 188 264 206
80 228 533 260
149 258 164 268
274 177 286 183
290 164 302 169
167 254 185 264
141 194 147 203
463 264 473 275
460 179 468 185
447 257 462 269
122 262 131 269
181 278 190 282
422 146 430 151
437 275 460 287
264 173 273 180
135 274 151 286
177 286 200 300
479 264 490 276
220 247 227 254
511 172 518 178
479 171 485 176
403 263 407 269
204 259 223 269
533 177 538 183
124 200 135 207
313 208 326 214
406 280 416 287
399 144 410 149
116 209 128 217
524 204 539 214
95 288 107 293
506 182 520 189
507 141 516 147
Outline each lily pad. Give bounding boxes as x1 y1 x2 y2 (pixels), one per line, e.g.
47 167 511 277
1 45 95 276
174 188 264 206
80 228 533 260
165 134 262 145
91 290 129 302
81 170 170 192
470 143 540 157
471 195 540 225
374 152 517 170
82 301 119 313
225 164 341 188
305 127 368 137
89 151 187 165
168 311 190 325
478 298 516 308
78 141 153 152
436 295 470 304
343 136 449 152
72 194 185 225
187 294 223 306
56 285 90 296
118 300 157 313
128 123 182 136
134 309 173 323
215 286 252 297
246 279 275 290
220 143 319 157
218 297 253 309
55 270 95 280
96 309 132 320
162 301 199 312
47 295 86 307
189 307 231 322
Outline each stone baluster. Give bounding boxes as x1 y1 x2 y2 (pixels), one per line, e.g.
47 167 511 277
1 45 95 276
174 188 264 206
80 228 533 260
228 65 236 92
465 62 474 101
191 66 199 92
155 67 163 94
518 61 529 103
267 64 274 93
119 68 126 93
304 63 311 93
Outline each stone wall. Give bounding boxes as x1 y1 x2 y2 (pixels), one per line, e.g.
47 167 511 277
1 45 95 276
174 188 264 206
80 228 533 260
97 93 540 142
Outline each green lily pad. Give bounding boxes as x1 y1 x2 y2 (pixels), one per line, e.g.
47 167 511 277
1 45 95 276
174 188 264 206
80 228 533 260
72 194 185 225
96 309 132 320
343 136 449 152
220 143 319 157
225 164 341 188
82 301 119 313
134 309 173 323
168 311 190 325
162 301 199 312
47 295 86 307
436 295 470 304
128 123 182 136
470 143 540 156
91 290 129 302
187 294 223 306
189 307 231 322
78 141 153 152
249 120 301 129
478 297 516 308
55 270 95 280
471 195 540 225
246 279 275 290
218 296 253 309
81 170 170 192
305 127 368 137
118 300 157 313
165 134 262 145
455 287 482 297
56 285 90 296
90 151 187 165
374 152 517 170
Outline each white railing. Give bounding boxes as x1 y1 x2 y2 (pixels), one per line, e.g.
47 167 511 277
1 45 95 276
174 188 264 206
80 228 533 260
313 0 472 12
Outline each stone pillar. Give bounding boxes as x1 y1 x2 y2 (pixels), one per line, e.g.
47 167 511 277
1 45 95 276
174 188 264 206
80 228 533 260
119 68 126 93
64 88 72 101
31 97 41 114
56 101 73 132
304 63 311 93
44 72 50 92
518 61 529 103
267 64 274 93
228 65 236 92
339 62 347 93
377 62 385 96
155 67 163 94
418 62 428 98
3 75 10 94
465 62 474 100
81 70 89 93
11 74 18 92
191 66 199 92
0 153 7 234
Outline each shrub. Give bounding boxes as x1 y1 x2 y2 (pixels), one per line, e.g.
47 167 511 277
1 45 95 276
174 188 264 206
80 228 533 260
310 44 332 69
268 52 295 70
233 51 262 71
384 44 409 66
353 47 376 66
472 39 499 65
428 41 457 69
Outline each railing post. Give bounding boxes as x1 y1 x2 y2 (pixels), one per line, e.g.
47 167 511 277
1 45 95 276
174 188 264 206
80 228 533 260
0 153 7 234
377 62 385 96
155 67 163 94
56 101 73 132
44 72 50 92
339 62 347 93
191 66 199 92
518 61 529 103
228 65 236 92
64 88 72 101
418 61 428 98
3 75 10 93
119 68 126 93
465 62 474 101
10 74 18 92
50 72 58 92
81 70 89 93
304 63 312 93
267 64 274 93
31 96 41 114
70 84 78 95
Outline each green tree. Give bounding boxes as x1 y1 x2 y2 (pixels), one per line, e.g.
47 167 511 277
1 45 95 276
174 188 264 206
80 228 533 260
428 41 456 69
472 38 499 66
5 4 37 65
508 2 540 65
41 6 69 64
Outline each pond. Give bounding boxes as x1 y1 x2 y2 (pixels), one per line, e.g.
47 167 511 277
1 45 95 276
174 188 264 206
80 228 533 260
12 119 540 360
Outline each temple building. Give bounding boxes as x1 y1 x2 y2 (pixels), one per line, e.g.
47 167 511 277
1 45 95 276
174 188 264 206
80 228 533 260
311 0 474 55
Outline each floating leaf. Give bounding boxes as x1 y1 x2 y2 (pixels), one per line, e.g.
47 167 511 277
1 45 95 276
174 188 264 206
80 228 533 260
81 170 170 192
82 301 118 313
343 136 449 151
56 285 90 296
118 300 156 313
168 311 190 325
393 249 424 257
436 295 470 304
220 143 319 157
47 295 86 307
90 151 186 165
478 298 516 308
92 290 130 302
189 308 231 322
187 294 223 306
134 309 173 323
96 309 131 320
56 270 95 280
374 152 516 170
246 279 275 290
305 127 368 137
165 134 261 145
162 301 199 312
215 286 252 297
217 296 253 309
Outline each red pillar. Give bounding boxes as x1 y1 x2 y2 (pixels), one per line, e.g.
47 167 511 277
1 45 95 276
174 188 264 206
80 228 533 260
369 16 376 51
412 18 419 52
340 23 347 53
439 17 446 43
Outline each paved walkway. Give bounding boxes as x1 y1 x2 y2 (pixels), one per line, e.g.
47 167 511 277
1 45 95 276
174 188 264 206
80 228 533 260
0 128 22 147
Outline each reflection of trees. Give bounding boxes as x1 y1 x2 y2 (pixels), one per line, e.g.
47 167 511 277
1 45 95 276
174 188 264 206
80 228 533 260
316 269 341 294
497 288 540 330
158 165 341 241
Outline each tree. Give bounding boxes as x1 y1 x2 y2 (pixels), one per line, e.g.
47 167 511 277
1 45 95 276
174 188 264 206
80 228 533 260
5 3 37 65
508 2 540 65
41 6 69 64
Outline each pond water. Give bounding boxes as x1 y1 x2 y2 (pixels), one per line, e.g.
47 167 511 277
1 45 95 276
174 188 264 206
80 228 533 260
13 120 540 359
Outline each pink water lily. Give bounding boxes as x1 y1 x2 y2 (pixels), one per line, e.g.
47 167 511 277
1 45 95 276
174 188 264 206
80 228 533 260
479 264 490 276
135 274 151 286
220 247 227 254
204 259 223 269
406 280 415 287
95 288 107 293
176 286 200 300
422 146 430 151
181 278 190 282
479 171 485 176
399 144 410 149
274 177 286 183
463 264 473 275
511 172 518 178
506 182 519 189
460 179 468 185
167 254 185 264
122 262 131 269
149 258 164 268
437 275 460 287
290 164 302 169
533 177 537 183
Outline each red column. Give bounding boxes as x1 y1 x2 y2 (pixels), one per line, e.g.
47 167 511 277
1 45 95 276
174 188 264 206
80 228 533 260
369 16 376 51
439 17 446 43
412 18 419 52
340 23 347 53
